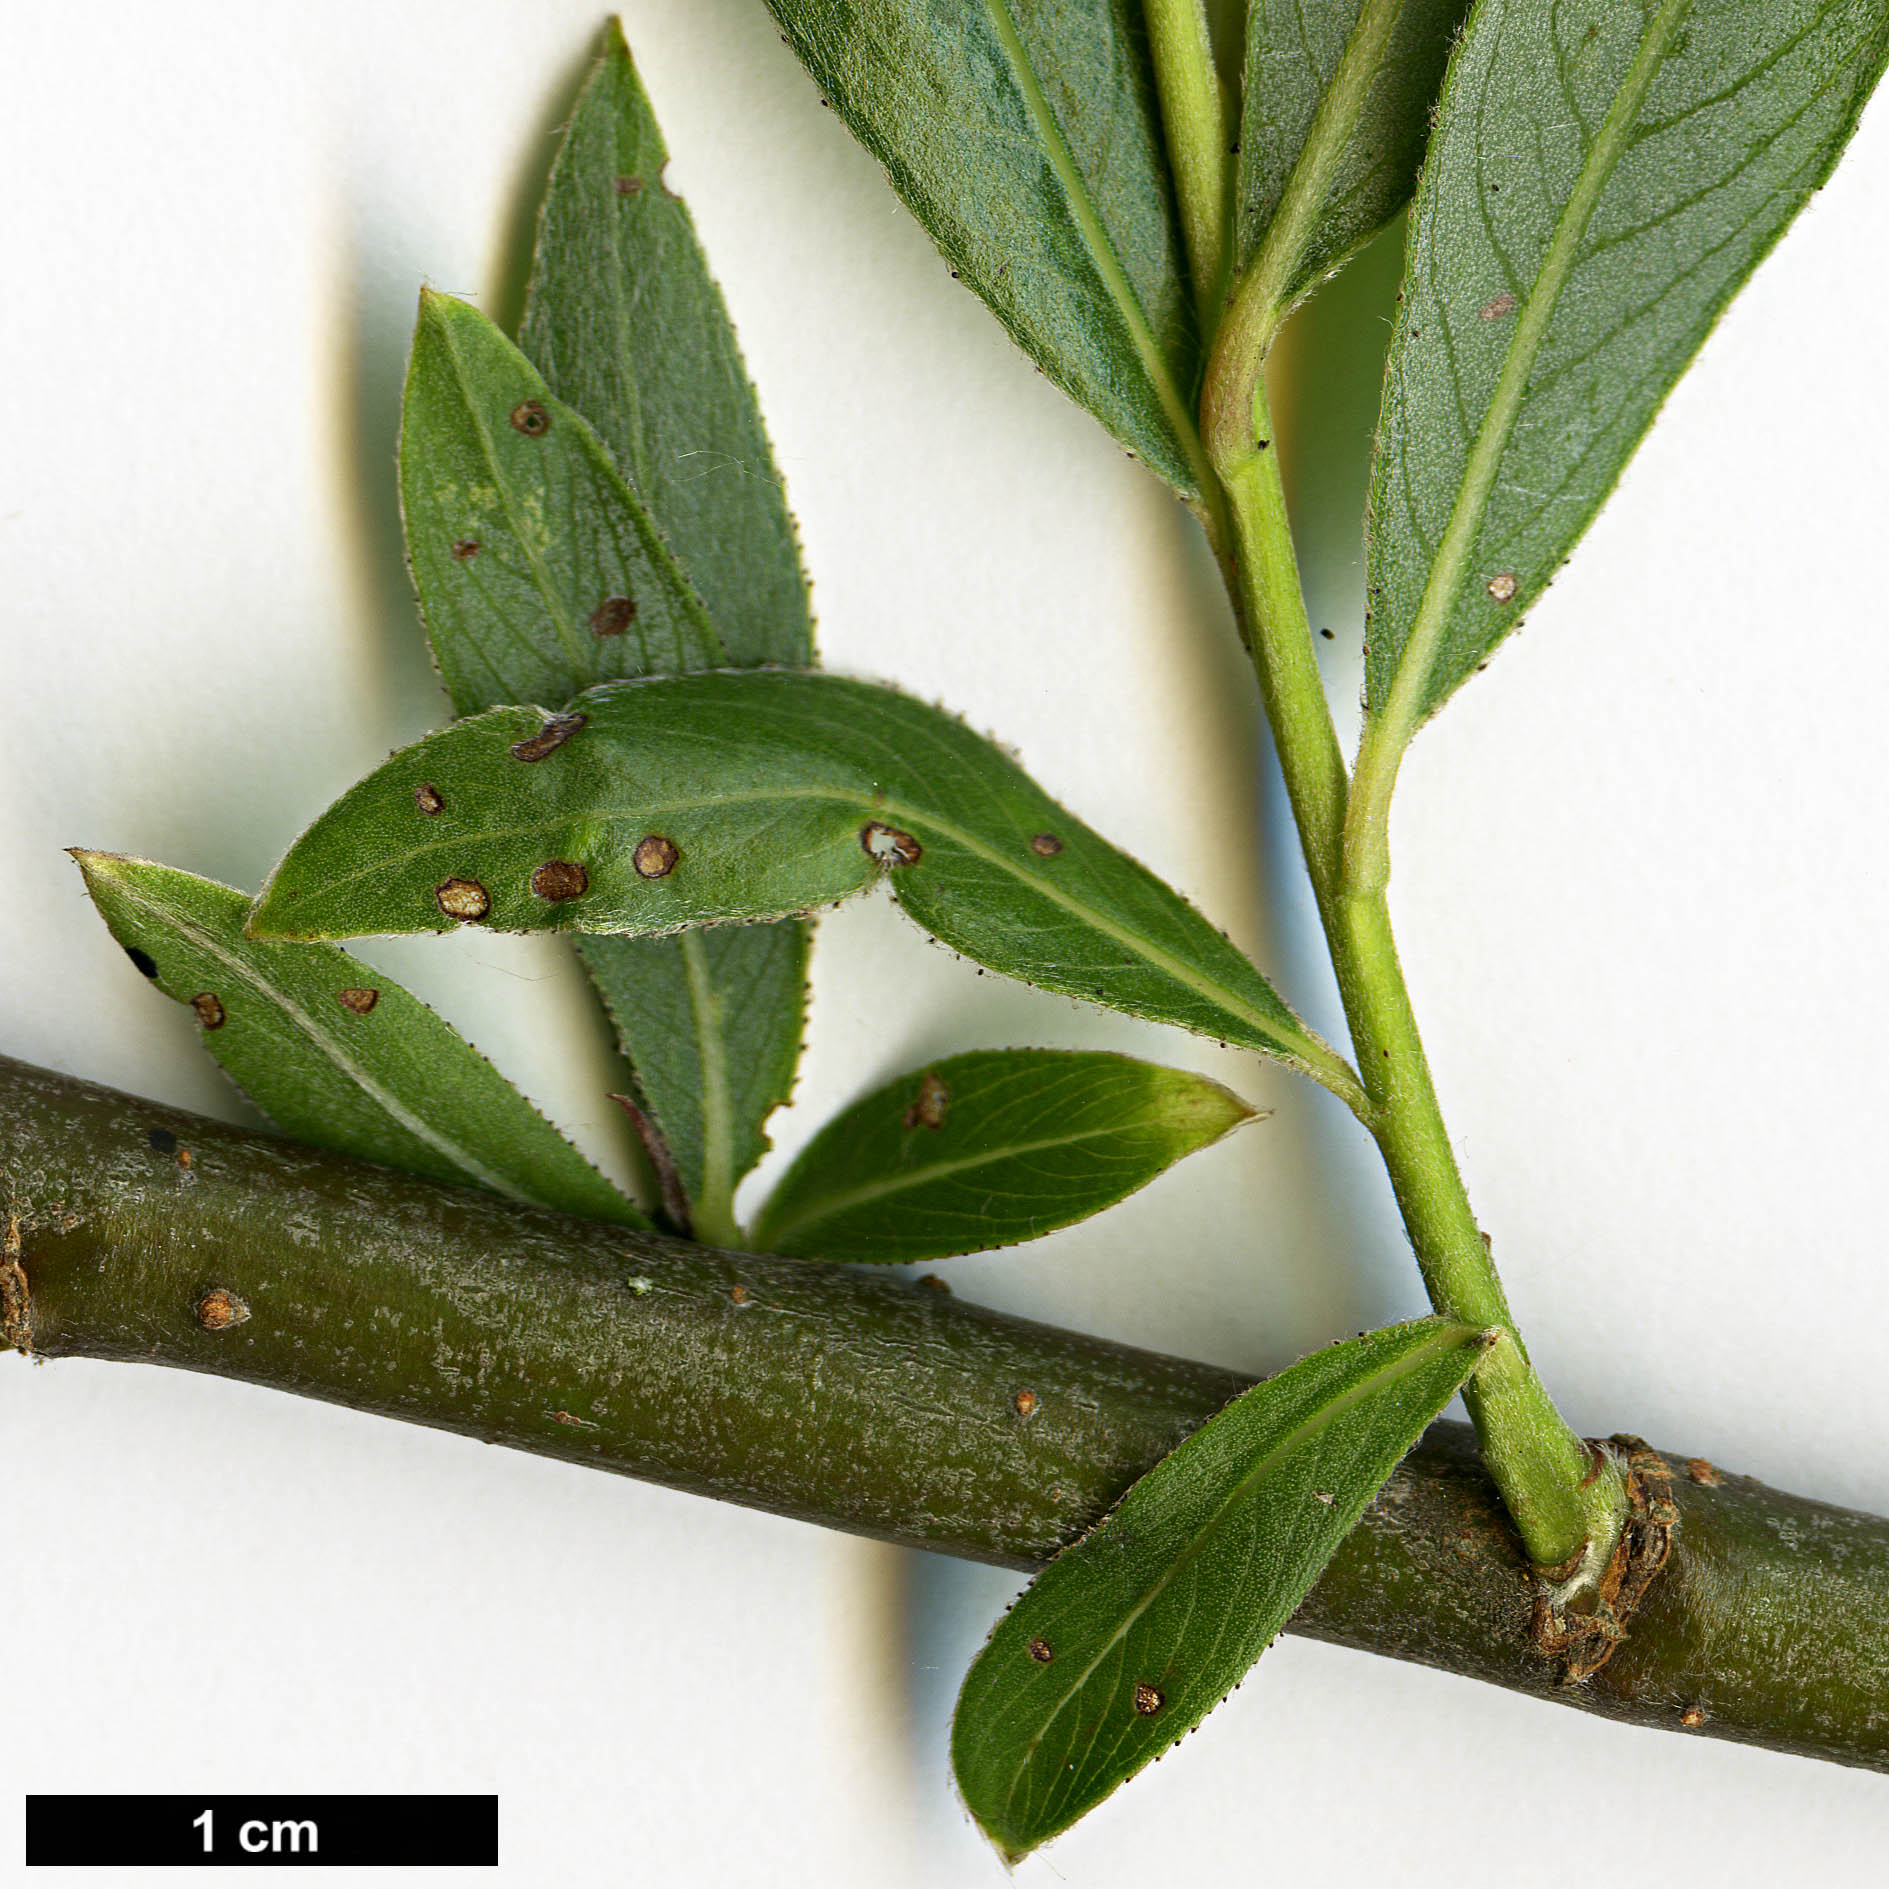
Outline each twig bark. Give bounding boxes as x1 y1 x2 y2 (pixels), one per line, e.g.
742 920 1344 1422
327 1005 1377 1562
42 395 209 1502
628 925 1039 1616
4 1052 1886 1771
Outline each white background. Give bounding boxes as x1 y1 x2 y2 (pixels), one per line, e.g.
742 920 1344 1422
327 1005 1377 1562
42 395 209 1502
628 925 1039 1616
3 2 1888 1883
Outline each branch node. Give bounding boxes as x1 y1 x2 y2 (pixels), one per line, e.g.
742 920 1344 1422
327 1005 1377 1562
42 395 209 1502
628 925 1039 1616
1530 1435 1676 1683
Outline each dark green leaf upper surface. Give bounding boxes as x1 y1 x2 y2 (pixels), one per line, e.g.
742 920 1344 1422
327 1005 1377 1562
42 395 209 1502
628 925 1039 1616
951 1318 1491 1860
1364 0 1889 734
750 1049 1256 1261
1238 0 1469 300
767 0 1207 495
520 22 813 669
246 672 1351 1090
400 289 725 719
75 853 643 1225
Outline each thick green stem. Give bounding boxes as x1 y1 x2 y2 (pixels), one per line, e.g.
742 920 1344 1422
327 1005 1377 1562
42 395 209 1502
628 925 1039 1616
1201 308 1614 1569
1140 0 1232 327
1335 890 1607 1565
1207 374 1351 918
6 1056 1888 1773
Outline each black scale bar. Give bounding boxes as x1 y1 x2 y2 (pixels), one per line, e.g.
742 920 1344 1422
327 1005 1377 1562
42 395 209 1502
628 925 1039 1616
26 1796 498 1866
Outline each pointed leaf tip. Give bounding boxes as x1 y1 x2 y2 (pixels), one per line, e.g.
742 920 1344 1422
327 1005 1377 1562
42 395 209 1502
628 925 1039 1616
506 25 815 1221
750 1049 1258 1262
766 0 1206 496
78 852 645 1226
245 671 1349 1091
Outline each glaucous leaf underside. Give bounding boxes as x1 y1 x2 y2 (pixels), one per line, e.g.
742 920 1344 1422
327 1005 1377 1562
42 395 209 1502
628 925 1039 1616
766 0 1207 495
521 21 814 670
506 27 815 1227
1238 0 1470 303
750 1048 1257 1261
1364 0 1889 736
578 923 809 1239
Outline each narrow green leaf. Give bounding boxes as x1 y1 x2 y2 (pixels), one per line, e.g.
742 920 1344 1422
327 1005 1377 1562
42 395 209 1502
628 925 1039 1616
751 1049 1257 1262
400 288 726 720
1237 0 1468 302
1362 0 1889 745
520 20 813 670
577 924 809 1243
951 1318 1493 1860
766 0 1209 496
511 32 814 1230
246 672 1358 1098
73 852 645 1226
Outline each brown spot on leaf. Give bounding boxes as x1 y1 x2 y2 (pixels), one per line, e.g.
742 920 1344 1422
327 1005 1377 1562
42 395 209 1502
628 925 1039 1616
860 821 922 866
903 1072 950 1131
730 1284 751 1306
585 593 638 638
531 860 590 902
1013 1389 1039 1420
615 174 643 197
511 711 587 762
190 992 226 1030
450 539 480 560
176 1147 193 1170
196 1287 250 1332
1027 1638 1054 1665
1487 572 1518 603
633 834 680 880
1480 291 1518 321
1680 1705 1707 1728
337 987 379 1015
435 877 491 922
509 399 549 436
1132 1682 1165 1716
591 595 637 637
917 1273 952 1295
1029 833 1063 858
415 782 445 816
1686 1458 1723 1487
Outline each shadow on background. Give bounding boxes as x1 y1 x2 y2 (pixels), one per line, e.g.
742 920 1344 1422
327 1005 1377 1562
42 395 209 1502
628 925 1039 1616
484 33 599 340
327 32 594 749
320 29 645 1189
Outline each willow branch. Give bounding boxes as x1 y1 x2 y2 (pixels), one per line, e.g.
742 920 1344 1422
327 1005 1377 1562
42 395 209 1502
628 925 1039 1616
4 1053 1886 1773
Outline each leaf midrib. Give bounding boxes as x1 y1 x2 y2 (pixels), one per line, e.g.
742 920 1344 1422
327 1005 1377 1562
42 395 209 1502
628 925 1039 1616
1241 0 1409 316
679 928 736 1234
757 1113 1212 1248
1364 0 1697 761
436 311 596 689
113 874 560 1209
988 1322 1473 1827
980 0 1215 498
